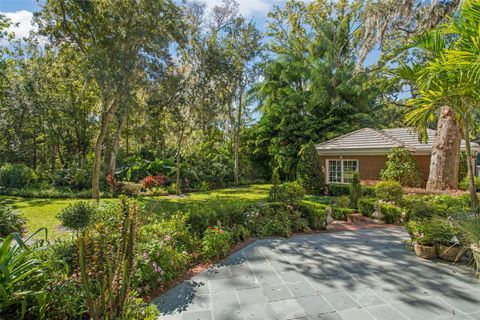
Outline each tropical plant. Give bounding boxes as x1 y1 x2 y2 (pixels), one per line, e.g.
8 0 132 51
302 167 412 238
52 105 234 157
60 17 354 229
0 229 47 319
77 198 141 319
402 0 480 209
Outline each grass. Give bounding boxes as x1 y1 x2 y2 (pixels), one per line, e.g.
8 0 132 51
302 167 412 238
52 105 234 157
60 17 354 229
0 184 271 240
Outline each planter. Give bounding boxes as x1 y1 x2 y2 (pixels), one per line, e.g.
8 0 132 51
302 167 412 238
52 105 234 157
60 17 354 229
414 242 437 259
471 244 480 276
438 244 462 262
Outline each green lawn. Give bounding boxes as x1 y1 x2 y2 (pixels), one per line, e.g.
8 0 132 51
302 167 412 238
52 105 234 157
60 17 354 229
0 184 271 240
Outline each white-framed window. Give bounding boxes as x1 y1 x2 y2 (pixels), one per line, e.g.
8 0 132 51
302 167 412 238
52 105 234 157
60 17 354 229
327 159 359 184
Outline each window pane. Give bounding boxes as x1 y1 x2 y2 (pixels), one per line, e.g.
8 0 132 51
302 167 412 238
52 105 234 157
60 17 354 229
343 160 358 183
328 160 342 183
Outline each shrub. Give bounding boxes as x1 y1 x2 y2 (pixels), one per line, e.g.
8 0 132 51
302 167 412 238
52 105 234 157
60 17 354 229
140 175 165 190
186 199 250 236
349 173 362 208
275 181 305 204
362 185 376 197
198 181 210 192
142 186 168 197
135 241 190 292
378 203 402 224
334 196 350 208
201 226 232 260
268 168 281 202
406 219 436 246
296 141 325 194
299 201 326 230
331 207 355 221
460 175 480 192
375 180 403 203
167 183 178 195
57 201 97 232
358 198 377 218
123 182 142 196
328 184 350 196
0 163 36 189
429 218 461 245
0 205 26 237
380 147 420 186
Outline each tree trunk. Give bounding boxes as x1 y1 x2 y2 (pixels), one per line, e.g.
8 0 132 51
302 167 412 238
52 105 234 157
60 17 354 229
92 98 117 200
426 106 462 190
106 112 128 178
463 115 478 211
175 127 185 196
234 86 244 186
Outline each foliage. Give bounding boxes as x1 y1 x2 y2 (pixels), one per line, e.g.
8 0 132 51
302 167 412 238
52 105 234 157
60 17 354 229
274 182 306 204
77 198 141 319
328 184 350 196
358 198 378 218
198 181 210 192
296 141 324 194
268 168 281 202
0 204 26 237
140 175 165 190
333 196 350 208
460 175 480 191
378 203 402 224
0 163 36 189
362 186 376 197
430 218 461 245
167 183 178 195
406 219 436 246
57 201 97 232
201 226 232 260
349 173 362 208
0 229 47 319
298 201 326 230
331 207 355 221
458 216 480 247
380 148 420 186
375 180 403 203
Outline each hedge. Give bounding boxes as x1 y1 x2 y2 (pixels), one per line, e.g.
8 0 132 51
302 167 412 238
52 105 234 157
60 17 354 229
379 203 402 224
358 198 377 217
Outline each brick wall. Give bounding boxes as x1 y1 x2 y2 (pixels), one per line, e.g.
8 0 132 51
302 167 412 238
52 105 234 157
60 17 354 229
319 154 431 186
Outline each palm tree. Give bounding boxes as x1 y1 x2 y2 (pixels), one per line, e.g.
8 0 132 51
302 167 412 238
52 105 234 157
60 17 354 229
403 0 480 211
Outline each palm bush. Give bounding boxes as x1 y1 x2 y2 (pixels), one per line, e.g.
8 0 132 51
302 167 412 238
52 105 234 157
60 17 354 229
0 229 47 319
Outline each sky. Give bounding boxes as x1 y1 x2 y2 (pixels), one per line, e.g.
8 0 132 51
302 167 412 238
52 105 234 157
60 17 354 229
0 0 287 41
0 0 379 65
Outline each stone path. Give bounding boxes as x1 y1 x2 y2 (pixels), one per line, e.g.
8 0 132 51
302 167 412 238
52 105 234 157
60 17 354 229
154 227 480 320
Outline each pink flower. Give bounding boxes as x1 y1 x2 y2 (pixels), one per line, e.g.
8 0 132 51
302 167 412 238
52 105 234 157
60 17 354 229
164 235 172 241
143 252 149 260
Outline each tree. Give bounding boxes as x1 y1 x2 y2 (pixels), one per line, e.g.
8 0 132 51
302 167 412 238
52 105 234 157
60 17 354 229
251 0 388 179
296 141 324 194
394 33 463 190
405 0 480 209
36 0 183 199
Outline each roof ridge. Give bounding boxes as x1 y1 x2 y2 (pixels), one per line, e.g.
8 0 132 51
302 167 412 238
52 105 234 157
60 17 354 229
315 128 372 148
378 128 406 147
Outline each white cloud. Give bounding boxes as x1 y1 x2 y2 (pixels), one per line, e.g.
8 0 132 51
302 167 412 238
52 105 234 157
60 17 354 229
202 0 281 17
2 10 36 40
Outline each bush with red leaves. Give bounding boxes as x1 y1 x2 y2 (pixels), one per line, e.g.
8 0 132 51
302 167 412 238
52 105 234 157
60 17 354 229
140 175 165 190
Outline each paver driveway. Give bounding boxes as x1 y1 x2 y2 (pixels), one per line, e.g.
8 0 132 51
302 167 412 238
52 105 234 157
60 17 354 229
154 227 480 320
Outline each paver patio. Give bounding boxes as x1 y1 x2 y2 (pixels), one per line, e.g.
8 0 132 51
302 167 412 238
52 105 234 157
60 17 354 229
154 227 480 320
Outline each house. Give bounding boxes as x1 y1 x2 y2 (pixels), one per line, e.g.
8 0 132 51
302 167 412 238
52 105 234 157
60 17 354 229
315 127 480 186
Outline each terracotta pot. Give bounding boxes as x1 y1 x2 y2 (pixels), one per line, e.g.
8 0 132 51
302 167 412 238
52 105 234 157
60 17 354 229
438 244 462 262
414 242 437 259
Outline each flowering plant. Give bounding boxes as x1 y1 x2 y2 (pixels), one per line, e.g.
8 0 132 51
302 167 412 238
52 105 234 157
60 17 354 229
201 226 232 260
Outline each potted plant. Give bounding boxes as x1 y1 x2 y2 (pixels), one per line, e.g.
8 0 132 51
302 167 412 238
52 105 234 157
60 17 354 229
406 220 437 259
432 218 463 262
459 216 480 276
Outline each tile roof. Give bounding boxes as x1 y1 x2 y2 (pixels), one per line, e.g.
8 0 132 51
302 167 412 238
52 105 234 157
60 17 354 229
315 127 479 155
